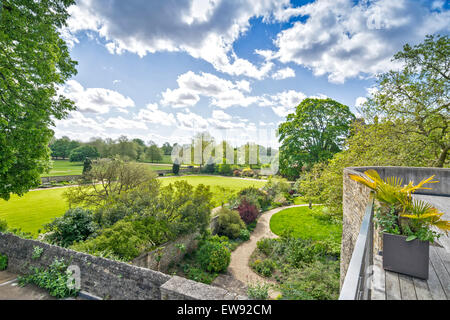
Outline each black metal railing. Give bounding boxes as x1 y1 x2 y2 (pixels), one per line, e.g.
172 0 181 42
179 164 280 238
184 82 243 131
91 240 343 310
339 196 374 300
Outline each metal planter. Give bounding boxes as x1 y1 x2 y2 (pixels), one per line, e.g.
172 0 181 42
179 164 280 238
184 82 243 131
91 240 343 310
382 233 429 280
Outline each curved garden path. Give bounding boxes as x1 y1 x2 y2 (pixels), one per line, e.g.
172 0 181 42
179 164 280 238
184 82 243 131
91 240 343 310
227 204 311 298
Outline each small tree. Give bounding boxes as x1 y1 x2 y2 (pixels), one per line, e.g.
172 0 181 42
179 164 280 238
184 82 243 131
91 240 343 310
82 157 92 175
64 159 157 207
146 144 163 163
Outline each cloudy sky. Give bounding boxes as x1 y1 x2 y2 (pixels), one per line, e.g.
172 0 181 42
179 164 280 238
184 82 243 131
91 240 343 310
53 0 449 147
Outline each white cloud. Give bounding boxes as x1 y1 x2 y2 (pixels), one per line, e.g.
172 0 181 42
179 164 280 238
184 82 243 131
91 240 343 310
136 103 177 126
63 0 292 79
104 116 147 130
176 110 209 129
272 67 295 80
212 110 232 120
274 0 450 83
59 80 135 114
258 90 307 117
161 71 258 109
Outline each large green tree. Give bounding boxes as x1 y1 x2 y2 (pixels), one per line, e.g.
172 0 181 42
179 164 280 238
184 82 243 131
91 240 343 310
0 0 77 200
363 34 449 167
278 98 355 179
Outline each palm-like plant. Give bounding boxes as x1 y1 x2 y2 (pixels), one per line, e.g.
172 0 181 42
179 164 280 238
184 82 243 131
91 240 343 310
350 170 449 238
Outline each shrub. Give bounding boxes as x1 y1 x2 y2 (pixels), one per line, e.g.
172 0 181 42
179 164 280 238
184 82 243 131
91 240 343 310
256 238 275 256
247 282 269 300
0 254 7 270
0 219 7 232
217 207 246 239
43 208 98 247
183 265 217 284
71 216 168 261
233 169 241 177
238 187 270 210
18 258 79 298
278 260 339 300
197 239 231 273
239 228 250 241
172 162 180 175
263 177 291 199
241 168 255 177
251 259 276 277
218 164 232 175
204 163 215 173
237 198 259 224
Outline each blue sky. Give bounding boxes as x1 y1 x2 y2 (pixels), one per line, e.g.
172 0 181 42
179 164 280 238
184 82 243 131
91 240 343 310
53 0 449 148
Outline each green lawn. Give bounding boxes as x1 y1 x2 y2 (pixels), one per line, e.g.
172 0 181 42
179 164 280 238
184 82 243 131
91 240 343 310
42 160 176 177
0 176 265 236
270 206 342 242
160 176 265 206
0 188 69 236
41 160 83 177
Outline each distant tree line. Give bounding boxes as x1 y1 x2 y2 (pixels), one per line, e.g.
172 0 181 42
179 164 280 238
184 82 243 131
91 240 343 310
49 135 175 163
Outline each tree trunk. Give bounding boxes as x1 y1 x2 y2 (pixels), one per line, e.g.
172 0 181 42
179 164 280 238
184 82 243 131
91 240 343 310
436 145 449 168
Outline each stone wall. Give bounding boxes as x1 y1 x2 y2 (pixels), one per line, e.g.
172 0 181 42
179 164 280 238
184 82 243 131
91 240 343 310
41 175 82 184
132 232 200 273
340 168 373 287
0 232 245 300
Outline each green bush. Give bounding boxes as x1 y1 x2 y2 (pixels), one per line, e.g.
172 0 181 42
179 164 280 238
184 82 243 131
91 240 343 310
0 254 7 270
251 259 276 277
256 238 274 256
237 187 271 210
183 265 217 284
0 219 7 232
18 258 79 298
217 207 246 239
218 164 232 175
44 207 98 247
278 260 339 300
247 282 269 300
197 239 231 273
239 228 250 241
71 216 168 261
262 177 291 199
241 168 255 177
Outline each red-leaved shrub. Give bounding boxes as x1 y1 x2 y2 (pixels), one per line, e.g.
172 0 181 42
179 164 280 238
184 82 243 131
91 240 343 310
237 198 259 224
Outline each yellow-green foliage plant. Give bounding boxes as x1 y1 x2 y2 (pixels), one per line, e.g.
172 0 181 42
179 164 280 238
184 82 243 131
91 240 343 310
350 169 450 242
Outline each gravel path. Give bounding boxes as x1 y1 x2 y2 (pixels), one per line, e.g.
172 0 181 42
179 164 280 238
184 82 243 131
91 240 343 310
228 204 311 298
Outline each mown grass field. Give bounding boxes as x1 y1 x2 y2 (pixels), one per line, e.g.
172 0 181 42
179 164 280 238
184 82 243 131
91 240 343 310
41 160 174 177
270 206 342 242
41 160 84 177
160 176 265 207
0 176 265 236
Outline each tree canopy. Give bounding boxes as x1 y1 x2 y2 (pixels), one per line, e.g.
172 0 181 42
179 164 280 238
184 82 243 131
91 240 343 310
278 98 355 179
0 0 77 200
363 34 449 167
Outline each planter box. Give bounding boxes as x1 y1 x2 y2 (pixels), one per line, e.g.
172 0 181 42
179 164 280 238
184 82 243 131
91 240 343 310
382 233 429 279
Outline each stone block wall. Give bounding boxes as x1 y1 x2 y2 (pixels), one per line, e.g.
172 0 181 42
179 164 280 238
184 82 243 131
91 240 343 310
0 232 244 300
41 175 82 184
132 232 200 273
340 168 373 287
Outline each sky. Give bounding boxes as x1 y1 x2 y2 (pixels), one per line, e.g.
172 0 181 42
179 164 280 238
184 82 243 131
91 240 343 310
53 0 450 148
